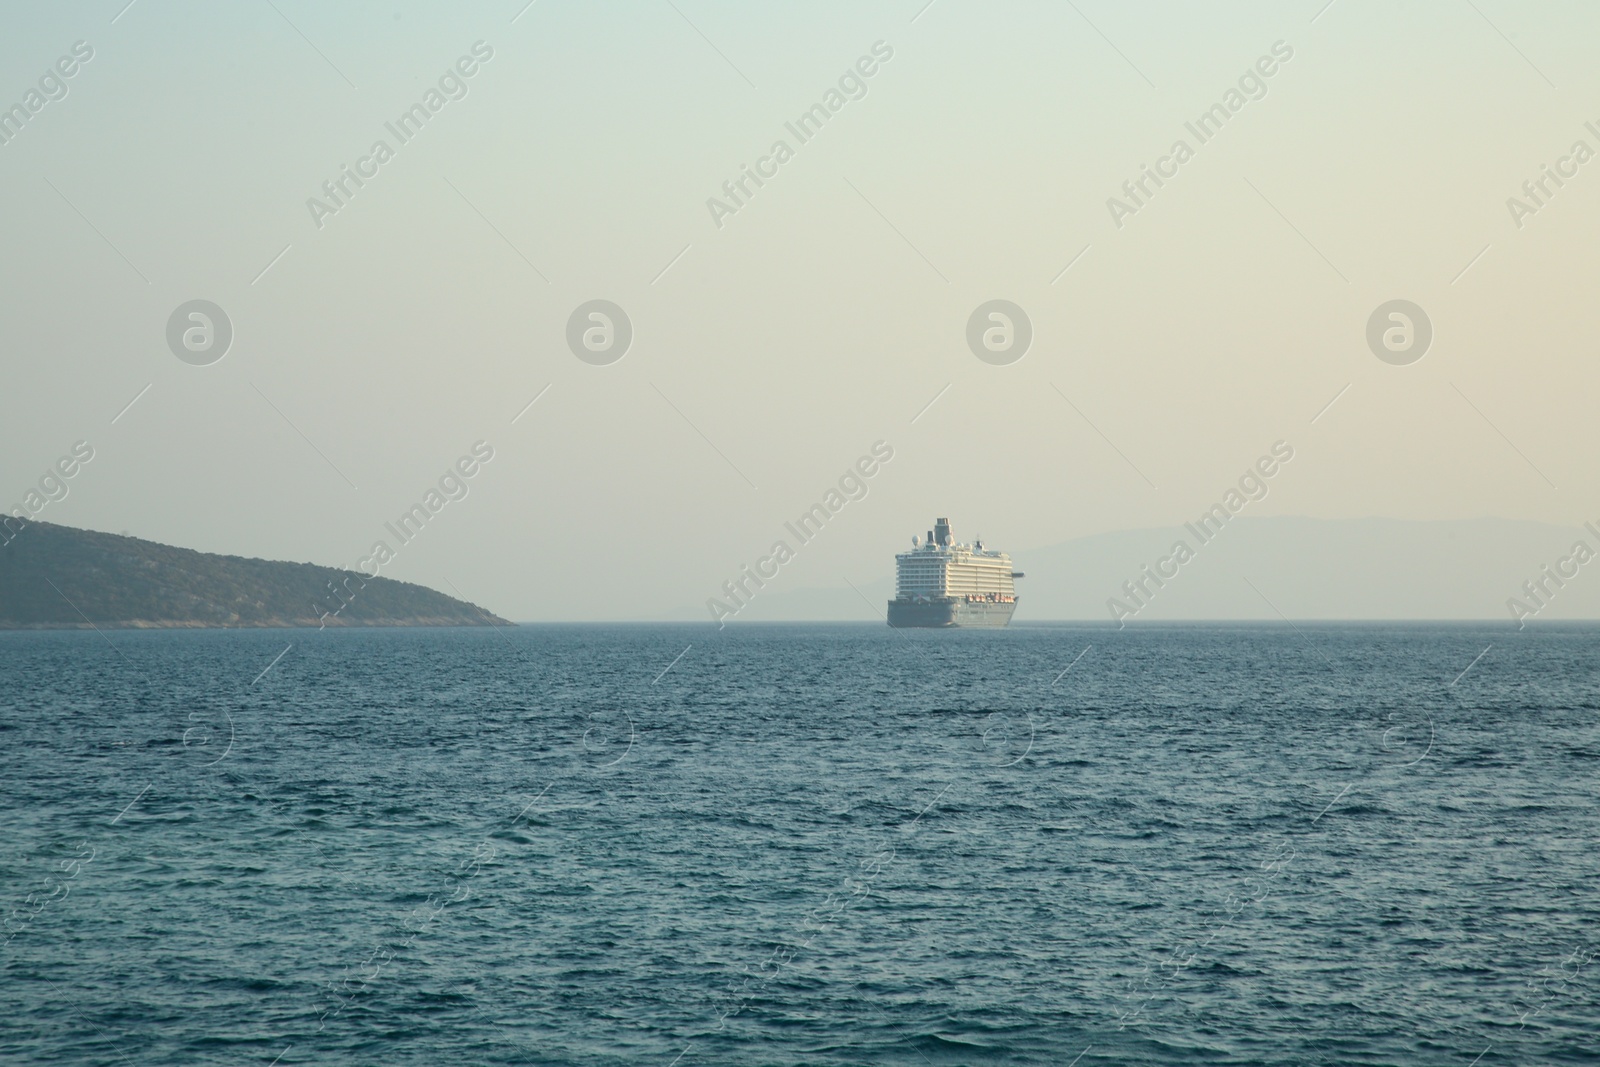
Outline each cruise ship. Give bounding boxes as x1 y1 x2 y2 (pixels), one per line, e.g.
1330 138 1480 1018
887 517 1023 628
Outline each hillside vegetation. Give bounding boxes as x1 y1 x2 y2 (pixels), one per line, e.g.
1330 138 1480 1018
0 522 510 629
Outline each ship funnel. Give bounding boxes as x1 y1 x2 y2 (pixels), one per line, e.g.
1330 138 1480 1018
934 517 952 546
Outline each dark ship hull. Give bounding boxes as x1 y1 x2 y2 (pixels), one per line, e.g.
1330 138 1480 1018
886 597 1016 628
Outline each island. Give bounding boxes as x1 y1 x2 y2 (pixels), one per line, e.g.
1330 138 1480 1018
0 521 511 629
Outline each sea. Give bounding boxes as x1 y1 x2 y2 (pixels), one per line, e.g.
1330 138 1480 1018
2 623 1597 1066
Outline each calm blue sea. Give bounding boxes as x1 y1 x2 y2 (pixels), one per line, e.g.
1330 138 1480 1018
2 623 1598 1066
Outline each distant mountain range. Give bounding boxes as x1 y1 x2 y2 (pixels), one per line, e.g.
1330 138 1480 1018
0 522 510 629
707 516 1600 624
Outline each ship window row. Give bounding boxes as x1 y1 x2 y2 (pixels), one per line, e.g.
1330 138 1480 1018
897 562 1014 596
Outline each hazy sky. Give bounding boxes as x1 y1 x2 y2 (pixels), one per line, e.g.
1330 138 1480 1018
3 0 1598 620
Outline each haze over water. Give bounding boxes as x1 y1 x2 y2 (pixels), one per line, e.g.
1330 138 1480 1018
4 1 1599 620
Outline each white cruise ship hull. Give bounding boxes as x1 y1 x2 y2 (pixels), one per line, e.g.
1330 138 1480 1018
886 597 1016 628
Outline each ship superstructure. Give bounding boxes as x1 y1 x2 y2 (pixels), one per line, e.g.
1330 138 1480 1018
887 517 1022 628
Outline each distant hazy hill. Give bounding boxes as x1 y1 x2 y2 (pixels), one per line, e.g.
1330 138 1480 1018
696 516 1600 624
0 522 510 629
1008 516 1599 623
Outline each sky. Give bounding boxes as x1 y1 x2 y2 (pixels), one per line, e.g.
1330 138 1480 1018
3 0 1598 622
